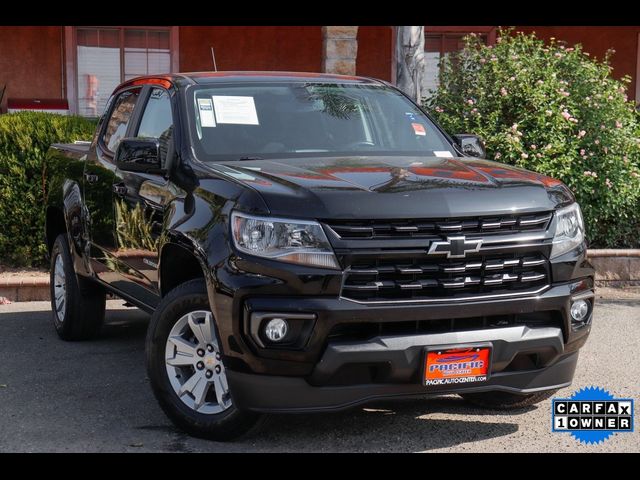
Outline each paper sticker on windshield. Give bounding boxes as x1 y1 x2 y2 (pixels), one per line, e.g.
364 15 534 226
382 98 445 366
412 123 426 136
197 98 216 127
434 150 454 158
212 96 259 125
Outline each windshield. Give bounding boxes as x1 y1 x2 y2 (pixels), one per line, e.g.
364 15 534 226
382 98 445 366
187 82 453 161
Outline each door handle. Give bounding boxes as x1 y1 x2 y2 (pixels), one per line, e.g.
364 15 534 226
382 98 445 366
84 173 99 183
112 183 128 196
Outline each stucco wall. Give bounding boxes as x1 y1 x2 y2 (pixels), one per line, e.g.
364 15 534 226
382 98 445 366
178 26 323 73
516 26 640 100
356 26 393 81
0 26 64 112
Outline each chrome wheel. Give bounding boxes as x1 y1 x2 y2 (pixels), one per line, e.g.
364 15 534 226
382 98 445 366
165 310 232 414
53 253 66 321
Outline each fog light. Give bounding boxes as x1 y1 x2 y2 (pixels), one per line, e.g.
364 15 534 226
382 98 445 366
264 318 288 342
570 299 589 322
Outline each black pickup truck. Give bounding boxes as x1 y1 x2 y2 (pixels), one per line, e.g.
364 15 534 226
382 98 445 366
45 72 594 440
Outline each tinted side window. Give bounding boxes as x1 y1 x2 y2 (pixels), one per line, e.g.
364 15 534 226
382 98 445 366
136 88 173 165
102 89 141 153
138 88 172 138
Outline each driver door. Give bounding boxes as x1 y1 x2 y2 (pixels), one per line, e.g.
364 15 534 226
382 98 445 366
111 86 175 308
83 86 142 286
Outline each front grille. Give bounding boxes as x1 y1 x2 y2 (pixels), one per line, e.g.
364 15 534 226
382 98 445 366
328 311 561 342
341 252 549 302
325 212 552 239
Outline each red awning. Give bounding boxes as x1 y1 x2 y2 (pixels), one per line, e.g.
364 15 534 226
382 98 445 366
7 98 69 110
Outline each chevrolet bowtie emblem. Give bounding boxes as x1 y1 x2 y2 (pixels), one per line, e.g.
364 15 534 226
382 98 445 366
428 236 483 259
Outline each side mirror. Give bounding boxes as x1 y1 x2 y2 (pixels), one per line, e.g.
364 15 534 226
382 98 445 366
453 134 486 159
115 138 163 174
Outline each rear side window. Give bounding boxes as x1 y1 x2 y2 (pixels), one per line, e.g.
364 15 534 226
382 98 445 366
102 88 141 153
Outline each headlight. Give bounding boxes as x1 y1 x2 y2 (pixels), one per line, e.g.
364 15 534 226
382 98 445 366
550 203 585 258
231 212 340 269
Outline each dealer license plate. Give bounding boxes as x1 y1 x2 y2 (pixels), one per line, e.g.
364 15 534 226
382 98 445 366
424 346 491 387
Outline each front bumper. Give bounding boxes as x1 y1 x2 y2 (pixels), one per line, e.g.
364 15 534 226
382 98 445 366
233 280 592 372
228 351 579 413
223 280 593 413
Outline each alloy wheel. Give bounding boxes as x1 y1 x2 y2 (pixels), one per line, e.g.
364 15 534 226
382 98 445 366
53 253 66 321
164 310 232 414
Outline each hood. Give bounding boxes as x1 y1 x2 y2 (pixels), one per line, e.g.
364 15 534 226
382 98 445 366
206 155 573 219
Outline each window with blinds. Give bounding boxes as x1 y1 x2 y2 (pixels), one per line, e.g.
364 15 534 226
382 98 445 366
76 27 171 117
423 32 488 98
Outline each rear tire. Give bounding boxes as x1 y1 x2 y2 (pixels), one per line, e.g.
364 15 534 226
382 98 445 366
50 234 105 340
145 278 262 441
460 389 558 409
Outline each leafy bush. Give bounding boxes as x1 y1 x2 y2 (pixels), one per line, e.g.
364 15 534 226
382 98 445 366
424 29 640 248
0 112 97 267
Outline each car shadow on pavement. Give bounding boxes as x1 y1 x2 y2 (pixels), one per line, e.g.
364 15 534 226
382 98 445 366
370 396 538 416
236 398 523 452
99 310 150 340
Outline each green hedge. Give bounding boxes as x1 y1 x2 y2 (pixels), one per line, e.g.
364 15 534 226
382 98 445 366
0 112 97 267
424 29 640 248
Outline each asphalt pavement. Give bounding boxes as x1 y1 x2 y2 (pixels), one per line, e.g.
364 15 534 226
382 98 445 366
0 297 638 452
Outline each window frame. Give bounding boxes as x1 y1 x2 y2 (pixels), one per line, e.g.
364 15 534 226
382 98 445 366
65 26 179 116
421 27 496 94
98 85 144 158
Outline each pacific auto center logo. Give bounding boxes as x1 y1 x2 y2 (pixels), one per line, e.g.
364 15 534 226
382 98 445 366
424 346 490 386
552 386 635 444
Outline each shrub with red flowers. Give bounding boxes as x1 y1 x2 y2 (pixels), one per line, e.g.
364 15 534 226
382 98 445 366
424 29 640 248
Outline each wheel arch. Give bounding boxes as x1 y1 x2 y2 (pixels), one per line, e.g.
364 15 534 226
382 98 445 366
158 240 209 298
45 206 67 254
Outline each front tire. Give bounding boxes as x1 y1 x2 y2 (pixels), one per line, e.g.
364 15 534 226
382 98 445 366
460 389 558 409
50 234 105 340
145 278 261 441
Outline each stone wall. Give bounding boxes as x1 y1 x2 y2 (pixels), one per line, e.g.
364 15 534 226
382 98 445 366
588 250 640 286
322 26 359 75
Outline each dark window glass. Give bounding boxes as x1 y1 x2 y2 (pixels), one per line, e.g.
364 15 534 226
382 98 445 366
137 88 173 165
148 31 170 50
124 29 170 81
124 29 147 49
76 28 98 47
102 89 141 153
188 83 452 161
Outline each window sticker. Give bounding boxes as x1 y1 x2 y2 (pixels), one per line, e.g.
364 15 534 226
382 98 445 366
411 123 426 136
405 111 418 121
197 98 216 127
212 96 259 125
434 150 454 158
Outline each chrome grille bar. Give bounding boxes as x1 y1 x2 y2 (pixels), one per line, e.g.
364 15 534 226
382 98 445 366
326 211 553 240
341 252 549 301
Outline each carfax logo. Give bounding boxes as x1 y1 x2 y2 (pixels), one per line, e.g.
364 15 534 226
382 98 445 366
552 386 634 444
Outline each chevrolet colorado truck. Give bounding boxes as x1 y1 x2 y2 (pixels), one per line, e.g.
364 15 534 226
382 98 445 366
45 72 594 440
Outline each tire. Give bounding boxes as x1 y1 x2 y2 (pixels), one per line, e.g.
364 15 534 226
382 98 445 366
145 278 262 441
50 234 106 340
460 389 559 410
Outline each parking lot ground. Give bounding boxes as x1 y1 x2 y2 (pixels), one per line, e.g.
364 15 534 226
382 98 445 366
0 297 638 452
